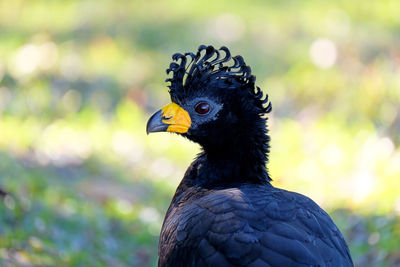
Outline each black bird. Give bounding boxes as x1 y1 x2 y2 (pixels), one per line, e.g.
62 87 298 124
147 45 353 267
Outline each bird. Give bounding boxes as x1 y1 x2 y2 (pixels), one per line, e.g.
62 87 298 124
146 45 353 267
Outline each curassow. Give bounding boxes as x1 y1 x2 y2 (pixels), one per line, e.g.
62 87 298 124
146 45 353 267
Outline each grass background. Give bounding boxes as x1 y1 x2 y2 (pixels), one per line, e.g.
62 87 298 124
0 0 399 266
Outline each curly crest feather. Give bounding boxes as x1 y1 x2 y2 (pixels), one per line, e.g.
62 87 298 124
166 45 272 114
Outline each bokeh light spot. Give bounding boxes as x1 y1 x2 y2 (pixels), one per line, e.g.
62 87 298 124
310 38 337 69
209 14 245 43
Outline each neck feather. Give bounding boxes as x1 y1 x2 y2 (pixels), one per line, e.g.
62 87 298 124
186 116 271 187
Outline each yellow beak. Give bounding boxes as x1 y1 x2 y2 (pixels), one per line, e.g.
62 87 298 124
146 103 191 134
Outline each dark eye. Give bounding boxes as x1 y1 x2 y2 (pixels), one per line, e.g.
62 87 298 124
195 102 210 114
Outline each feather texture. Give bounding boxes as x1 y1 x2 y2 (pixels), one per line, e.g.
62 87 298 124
166 45 271 114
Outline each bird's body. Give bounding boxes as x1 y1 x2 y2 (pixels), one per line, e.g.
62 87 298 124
147 45 353 266
158 155 352 267
159 163 352 267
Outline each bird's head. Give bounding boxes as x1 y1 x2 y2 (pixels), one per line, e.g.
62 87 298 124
147 45 272 152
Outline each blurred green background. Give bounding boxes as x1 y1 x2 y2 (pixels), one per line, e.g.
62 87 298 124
0 0 399 266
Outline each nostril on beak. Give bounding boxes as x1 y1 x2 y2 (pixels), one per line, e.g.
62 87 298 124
162 115 173 120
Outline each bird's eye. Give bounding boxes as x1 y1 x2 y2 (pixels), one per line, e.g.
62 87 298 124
195 102 210 115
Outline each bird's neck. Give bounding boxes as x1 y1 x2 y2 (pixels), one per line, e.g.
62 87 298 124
184 118 272 188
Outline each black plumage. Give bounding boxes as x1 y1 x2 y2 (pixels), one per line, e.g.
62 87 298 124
147 45 353 267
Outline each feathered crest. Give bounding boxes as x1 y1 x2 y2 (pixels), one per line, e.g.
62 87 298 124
166 45 272 114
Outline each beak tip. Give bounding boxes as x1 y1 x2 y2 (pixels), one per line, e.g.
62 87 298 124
146 109 168 134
